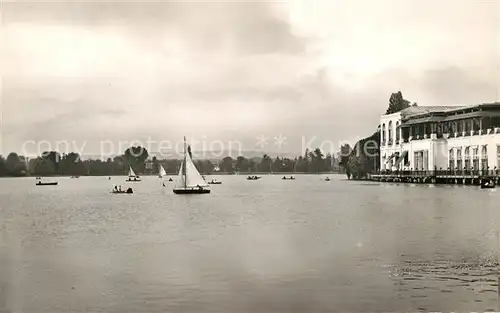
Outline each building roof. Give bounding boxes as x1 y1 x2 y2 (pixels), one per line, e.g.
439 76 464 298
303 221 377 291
400 106 465 118
400 102 500 120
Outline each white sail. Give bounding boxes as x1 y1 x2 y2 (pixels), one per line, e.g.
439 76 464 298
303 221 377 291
175 161 185 188
185 153 207 187
159 165 166 177
128 166 136 177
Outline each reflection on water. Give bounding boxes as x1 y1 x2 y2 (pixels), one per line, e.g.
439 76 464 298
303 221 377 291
0 176 499 312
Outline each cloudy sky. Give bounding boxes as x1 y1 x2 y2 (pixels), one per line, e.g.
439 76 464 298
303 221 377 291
1 0 498 157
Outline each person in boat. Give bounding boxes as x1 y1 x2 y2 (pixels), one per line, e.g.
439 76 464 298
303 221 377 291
114 185 118 192
119 185 122 192
196 184 203 191
126 187 133 193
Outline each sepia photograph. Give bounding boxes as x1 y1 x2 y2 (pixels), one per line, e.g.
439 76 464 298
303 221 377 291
0 0 499 312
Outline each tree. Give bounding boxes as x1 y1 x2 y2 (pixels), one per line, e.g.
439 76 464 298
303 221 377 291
219 156 234 173
259 154 272 172
386 91 410 114
59 152 85 175
325 153 333 171
339 144 352 169
32 157 56 176
236 156 249 172
344 131 380 179
124 146 149 173
5 152 26 176
0 156 6 176
40 151 61 174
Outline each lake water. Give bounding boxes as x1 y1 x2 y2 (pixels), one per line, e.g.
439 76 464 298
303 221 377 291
0 175 499 312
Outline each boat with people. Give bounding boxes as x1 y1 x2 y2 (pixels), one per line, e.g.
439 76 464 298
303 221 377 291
36 178 58 186
325 177 331 181
208 178 222 185
173 137 210 194
168 177 173 182
36 181 58 186
480 179 496 189
158 164 167 178
247 175 261 180
282 176 295 180
126 166 141 182
70 176 80 178
111 185 133 194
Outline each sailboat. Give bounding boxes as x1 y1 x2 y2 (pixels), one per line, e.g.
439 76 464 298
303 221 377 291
126 166 141 182
158 164 167 178
173 137 210 194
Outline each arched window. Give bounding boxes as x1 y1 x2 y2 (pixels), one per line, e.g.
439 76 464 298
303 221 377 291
465 147 471 170
395 121 400 142
382 123 386 143
481 145 488 170
449 149 454 170
456 148 463 170
388 121 393 143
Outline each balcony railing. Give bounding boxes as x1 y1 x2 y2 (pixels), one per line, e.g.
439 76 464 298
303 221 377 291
407 128 500 141
376 169 500 177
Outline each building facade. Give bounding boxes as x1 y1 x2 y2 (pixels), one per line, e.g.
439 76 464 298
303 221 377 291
380 103 500 172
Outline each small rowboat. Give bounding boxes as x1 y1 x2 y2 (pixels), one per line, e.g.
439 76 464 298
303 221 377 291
36 181 58 186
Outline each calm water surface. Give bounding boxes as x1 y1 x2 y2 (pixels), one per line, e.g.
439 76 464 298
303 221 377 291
0 175 499 312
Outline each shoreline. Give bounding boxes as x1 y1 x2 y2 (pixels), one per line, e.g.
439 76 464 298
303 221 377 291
1 172 345 178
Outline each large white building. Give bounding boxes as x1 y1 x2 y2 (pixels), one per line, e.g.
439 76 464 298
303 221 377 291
380 103 500 172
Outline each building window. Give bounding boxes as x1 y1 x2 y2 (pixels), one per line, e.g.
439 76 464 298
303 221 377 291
382 123 386 143
423 150 429 170
388 121 393 143
497 145 500 168
464 147 471 170
396 121 400 142
464 119 471 132
481 145 488 170
450 121 456 134
473 118 480 131
456 148 462 170
472 147 479 170
449 149 454 170
414 151 420 170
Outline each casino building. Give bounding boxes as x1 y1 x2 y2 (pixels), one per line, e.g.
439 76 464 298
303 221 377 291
380 103 500 172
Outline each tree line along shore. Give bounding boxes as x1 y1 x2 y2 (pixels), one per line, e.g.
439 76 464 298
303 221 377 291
0 147 344 177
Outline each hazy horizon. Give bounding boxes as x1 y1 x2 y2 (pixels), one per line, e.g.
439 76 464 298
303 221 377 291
1 0 499 156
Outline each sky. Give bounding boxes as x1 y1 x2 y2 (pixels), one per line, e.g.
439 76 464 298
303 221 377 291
1 0 499 157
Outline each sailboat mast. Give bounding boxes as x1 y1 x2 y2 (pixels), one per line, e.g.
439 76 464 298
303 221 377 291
183 136 187 188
